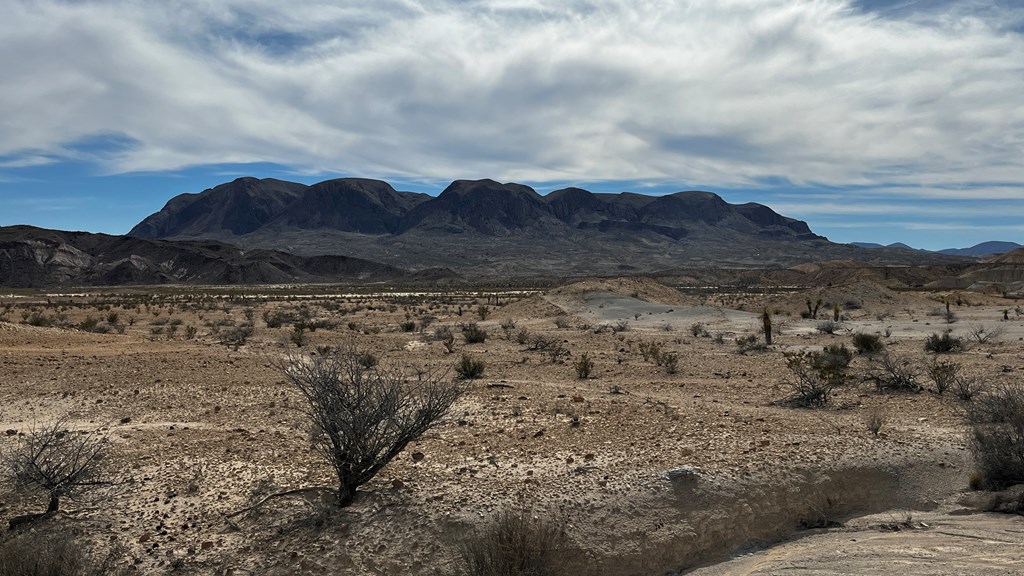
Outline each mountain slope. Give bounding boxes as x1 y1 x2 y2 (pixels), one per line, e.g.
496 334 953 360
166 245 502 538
0 226 416 288
938 241 1022 258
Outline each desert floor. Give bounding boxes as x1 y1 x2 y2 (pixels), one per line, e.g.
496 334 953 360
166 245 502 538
1 277 1023 575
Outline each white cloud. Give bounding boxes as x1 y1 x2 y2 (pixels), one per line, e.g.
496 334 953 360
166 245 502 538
2 0 1024 191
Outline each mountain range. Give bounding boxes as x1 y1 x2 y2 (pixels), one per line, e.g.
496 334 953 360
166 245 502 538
3 176 1014 287
128 177 960 276
851 240 1022 258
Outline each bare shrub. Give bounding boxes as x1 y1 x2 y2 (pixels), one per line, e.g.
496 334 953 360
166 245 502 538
968 384 1024 489
690 322 709 337
661 351 679 374
219 323 254 347
866 407 885 437
453 511 578 576
735 334 766 355
280 350 463 506
500 319 517 340
969 324 1006 344
553 317 570 329
952 373 984 402
816 319 841 335
434 326 456 352
870 353 921 393
638 340 662 362
2 417 109 522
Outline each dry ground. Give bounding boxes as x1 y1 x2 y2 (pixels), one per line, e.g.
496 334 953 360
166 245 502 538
0 279 1022 574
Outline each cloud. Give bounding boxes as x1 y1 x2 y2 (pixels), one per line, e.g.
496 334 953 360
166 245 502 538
1 0 1024 191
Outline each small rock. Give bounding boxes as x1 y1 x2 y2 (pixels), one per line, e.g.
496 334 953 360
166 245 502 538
392 479 405 489
411 451 425 462
533 429 545 438
4 429 16 436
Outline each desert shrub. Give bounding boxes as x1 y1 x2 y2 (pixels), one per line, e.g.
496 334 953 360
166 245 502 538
952 372 984 402
969 324 1006 344
290 325 307 347
184 325 197 340
453 511 575 576
690 322 709 337
735 334 766 355
852 332 885 355
612 320 630 333
783 347 850 407
500 319 517 340
968 384 1024 489
280 349 462 506
263 309 297 328
782 350 839 407
866 407 885 437
357 352 379 369
661 351 679 374
638 340 662 363
462 323 488 344
870 353 920 393
2 417 109 520
219 323 254 347
816 320 841 335
529 334 555 351
573 353 593 379
477 305 490 321
456 354 486 380
553 317 570 329
928 360 959 395
924 330 965 353
399 320 416 332
515 328 530 345
0 533 90 576
24 312 54 327
434 326 456 352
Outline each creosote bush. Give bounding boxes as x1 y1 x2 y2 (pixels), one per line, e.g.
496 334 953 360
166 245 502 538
924 330 965 353
852 332 884 355
462 323 488 344
573 353 593 379
280 350 463 506
456 354 486 380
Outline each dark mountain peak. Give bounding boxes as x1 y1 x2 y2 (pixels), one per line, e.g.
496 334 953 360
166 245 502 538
270 178 422 234
399 179 554 235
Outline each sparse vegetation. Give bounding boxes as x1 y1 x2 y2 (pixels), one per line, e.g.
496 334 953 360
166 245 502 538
816 319 841 335
462 323 488 344
452 511 577 576
870 353 921 393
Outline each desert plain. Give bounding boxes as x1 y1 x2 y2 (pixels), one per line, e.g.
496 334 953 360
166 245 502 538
1 276 1024 575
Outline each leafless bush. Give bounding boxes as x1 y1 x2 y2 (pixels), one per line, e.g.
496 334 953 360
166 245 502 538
783 350 846 407
553 317 570 329
969 324 1007 344
870 353 920 393
2 417 109 523
735 334 766 355
816 319 841 335
279 350 463 506
928 360 959 396
0 533 92 575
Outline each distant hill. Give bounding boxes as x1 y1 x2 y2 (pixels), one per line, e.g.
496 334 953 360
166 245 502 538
938 241 1022 258
849 242 918 251
0 225 430 288
130 177 962 275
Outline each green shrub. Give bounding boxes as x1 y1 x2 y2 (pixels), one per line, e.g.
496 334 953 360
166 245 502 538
852 332 884 355
456 354 486 380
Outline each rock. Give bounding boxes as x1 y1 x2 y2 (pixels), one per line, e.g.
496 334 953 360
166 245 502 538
661 466 699 482
201 541 214 551
411 451 425 462
4 429 15 436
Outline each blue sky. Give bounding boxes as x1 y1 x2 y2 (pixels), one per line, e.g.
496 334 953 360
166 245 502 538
2 0 1023 250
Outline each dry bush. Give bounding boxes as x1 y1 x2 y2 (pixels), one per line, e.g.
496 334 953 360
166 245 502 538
452 511 582 576
870 353 921 393
928 360 959 395
280 350 463 506
573 353 593 379
0 533 87 576
462 323 488 344
969 324 1007 344
783 349 848 407
2 417 109 523
968 384 1024 489
735 335 766 355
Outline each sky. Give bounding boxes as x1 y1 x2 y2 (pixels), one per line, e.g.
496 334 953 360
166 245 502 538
1 0 1023 250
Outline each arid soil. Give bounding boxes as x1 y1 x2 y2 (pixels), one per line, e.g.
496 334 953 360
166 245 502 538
1 279 1023 574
